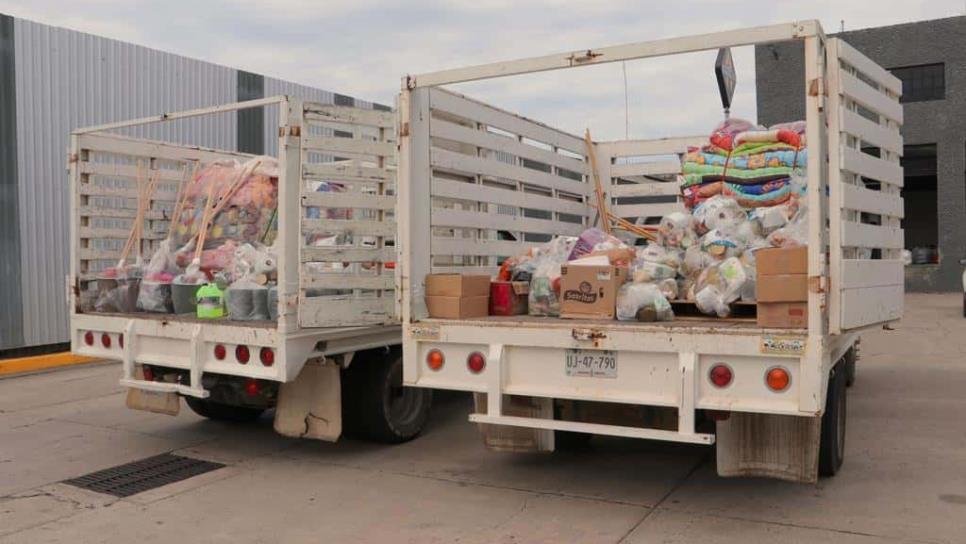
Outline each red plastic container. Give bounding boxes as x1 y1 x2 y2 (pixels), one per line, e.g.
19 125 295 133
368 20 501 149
489 281 529 316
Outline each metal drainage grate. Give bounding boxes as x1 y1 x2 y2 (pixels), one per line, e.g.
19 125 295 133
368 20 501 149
64 453 225 498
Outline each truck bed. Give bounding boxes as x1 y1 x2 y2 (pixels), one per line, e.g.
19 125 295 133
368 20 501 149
421 314 804 336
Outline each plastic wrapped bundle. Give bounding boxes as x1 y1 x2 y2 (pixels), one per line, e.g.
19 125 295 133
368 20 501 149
526 236 577 317
691 196 746 236
137 240 179 313
658 212 697 249
568 228 623 261
95 265 142 313
170 158 279 251
694 257 747 317
617 283 674 322
226 278 270 321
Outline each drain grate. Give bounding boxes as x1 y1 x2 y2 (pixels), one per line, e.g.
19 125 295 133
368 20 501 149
64 453 224 497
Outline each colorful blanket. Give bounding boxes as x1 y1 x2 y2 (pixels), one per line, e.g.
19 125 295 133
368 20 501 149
684 182 797 209
684 149 807 170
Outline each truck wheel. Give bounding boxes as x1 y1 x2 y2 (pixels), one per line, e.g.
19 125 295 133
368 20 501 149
343 349 432 443
818 364 847 477
184 397 265 422
843 347 857 388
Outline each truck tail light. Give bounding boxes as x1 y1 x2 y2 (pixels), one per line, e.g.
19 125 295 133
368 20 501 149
214 344 227 361
245 378 260 397
709 364 733 388
426 349 444 371
235 345 250 364
84 331 94 346
101 333 112 349
766 367 791 392
467 352 486 374
259 348 275 367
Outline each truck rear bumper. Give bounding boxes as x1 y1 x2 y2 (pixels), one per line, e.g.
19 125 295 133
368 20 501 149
72 314 399 396
404 318 831 443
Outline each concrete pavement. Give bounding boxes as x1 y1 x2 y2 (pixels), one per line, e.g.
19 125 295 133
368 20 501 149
1 293 964 543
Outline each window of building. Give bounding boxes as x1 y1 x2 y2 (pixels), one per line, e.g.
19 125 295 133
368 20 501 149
900 144 937 259
889 63 945 103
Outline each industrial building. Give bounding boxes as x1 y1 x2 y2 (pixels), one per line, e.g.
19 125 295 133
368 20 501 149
0 13 384 353
756 15 966 292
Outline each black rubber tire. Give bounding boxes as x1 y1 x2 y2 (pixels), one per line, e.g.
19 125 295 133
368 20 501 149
818 364 847 477
184 397 265 422
844 347 857 388
342 349 432 443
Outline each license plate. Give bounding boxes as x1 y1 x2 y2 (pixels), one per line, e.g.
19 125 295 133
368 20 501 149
565 349 617 378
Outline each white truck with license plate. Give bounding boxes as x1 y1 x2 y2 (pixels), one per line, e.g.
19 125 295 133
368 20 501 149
397 20 903 482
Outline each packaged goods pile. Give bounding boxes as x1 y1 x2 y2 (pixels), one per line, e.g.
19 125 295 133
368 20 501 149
426 118 812 326
89 156 296 322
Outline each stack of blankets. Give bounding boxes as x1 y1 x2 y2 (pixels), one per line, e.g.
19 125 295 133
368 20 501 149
681 118 807 210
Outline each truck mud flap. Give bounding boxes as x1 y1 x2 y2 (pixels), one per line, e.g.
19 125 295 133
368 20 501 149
126 389 180 416
125 367 180 416
274 361 341 441
715 412 820 483
473 394 554 453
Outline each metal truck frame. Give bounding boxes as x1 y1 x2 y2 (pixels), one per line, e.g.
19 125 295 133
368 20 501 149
69 97 430 442
397 21 904 481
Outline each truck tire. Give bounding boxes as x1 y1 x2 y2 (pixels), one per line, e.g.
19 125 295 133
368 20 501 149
342 349 432 443
184 397 265 422
818 364 847 477
843 347 857 388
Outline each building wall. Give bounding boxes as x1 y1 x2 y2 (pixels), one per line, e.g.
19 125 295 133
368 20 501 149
0 15 376 351
755 16 966 292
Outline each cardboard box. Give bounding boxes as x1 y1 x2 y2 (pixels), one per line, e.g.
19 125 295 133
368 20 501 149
756 274 808 302
425 295 489 319
489 281 529 316
558 265 627 319
425 274 491 297
757 302 809 328
756 247 808 276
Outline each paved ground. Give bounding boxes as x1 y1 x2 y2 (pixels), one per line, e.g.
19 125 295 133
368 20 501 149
1 293 964 543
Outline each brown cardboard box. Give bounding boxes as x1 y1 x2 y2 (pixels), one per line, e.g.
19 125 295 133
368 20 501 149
757 302 809 328
425 274 491 297
757 274 808 302
559 265 627 319
425 295 489 319
756 247 808 276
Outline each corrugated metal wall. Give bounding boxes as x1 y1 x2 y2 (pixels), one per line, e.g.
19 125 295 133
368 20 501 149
4 16 373 350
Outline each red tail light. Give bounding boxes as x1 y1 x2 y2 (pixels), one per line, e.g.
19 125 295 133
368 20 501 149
467 352 486 374
142 365 154 382
245 378 260 397
84 331 94 346
709 364 733 388
214 344 227 360
426 349 444 371
235 345 250 364
259 348 275 367
101 333 112 349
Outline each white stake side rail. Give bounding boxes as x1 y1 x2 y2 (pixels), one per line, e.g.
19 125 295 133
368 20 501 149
398 21 903 442
69 97 400 396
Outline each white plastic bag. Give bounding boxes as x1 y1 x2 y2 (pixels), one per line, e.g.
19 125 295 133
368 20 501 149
616 283 674 322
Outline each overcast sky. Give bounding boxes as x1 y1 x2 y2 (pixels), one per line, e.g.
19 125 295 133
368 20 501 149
1 1 962 140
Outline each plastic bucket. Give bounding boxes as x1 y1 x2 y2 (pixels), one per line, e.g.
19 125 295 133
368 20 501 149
171 282 200 315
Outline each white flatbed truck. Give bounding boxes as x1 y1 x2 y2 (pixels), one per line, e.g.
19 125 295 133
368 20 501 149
397 21 904 481
69 97 431 442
